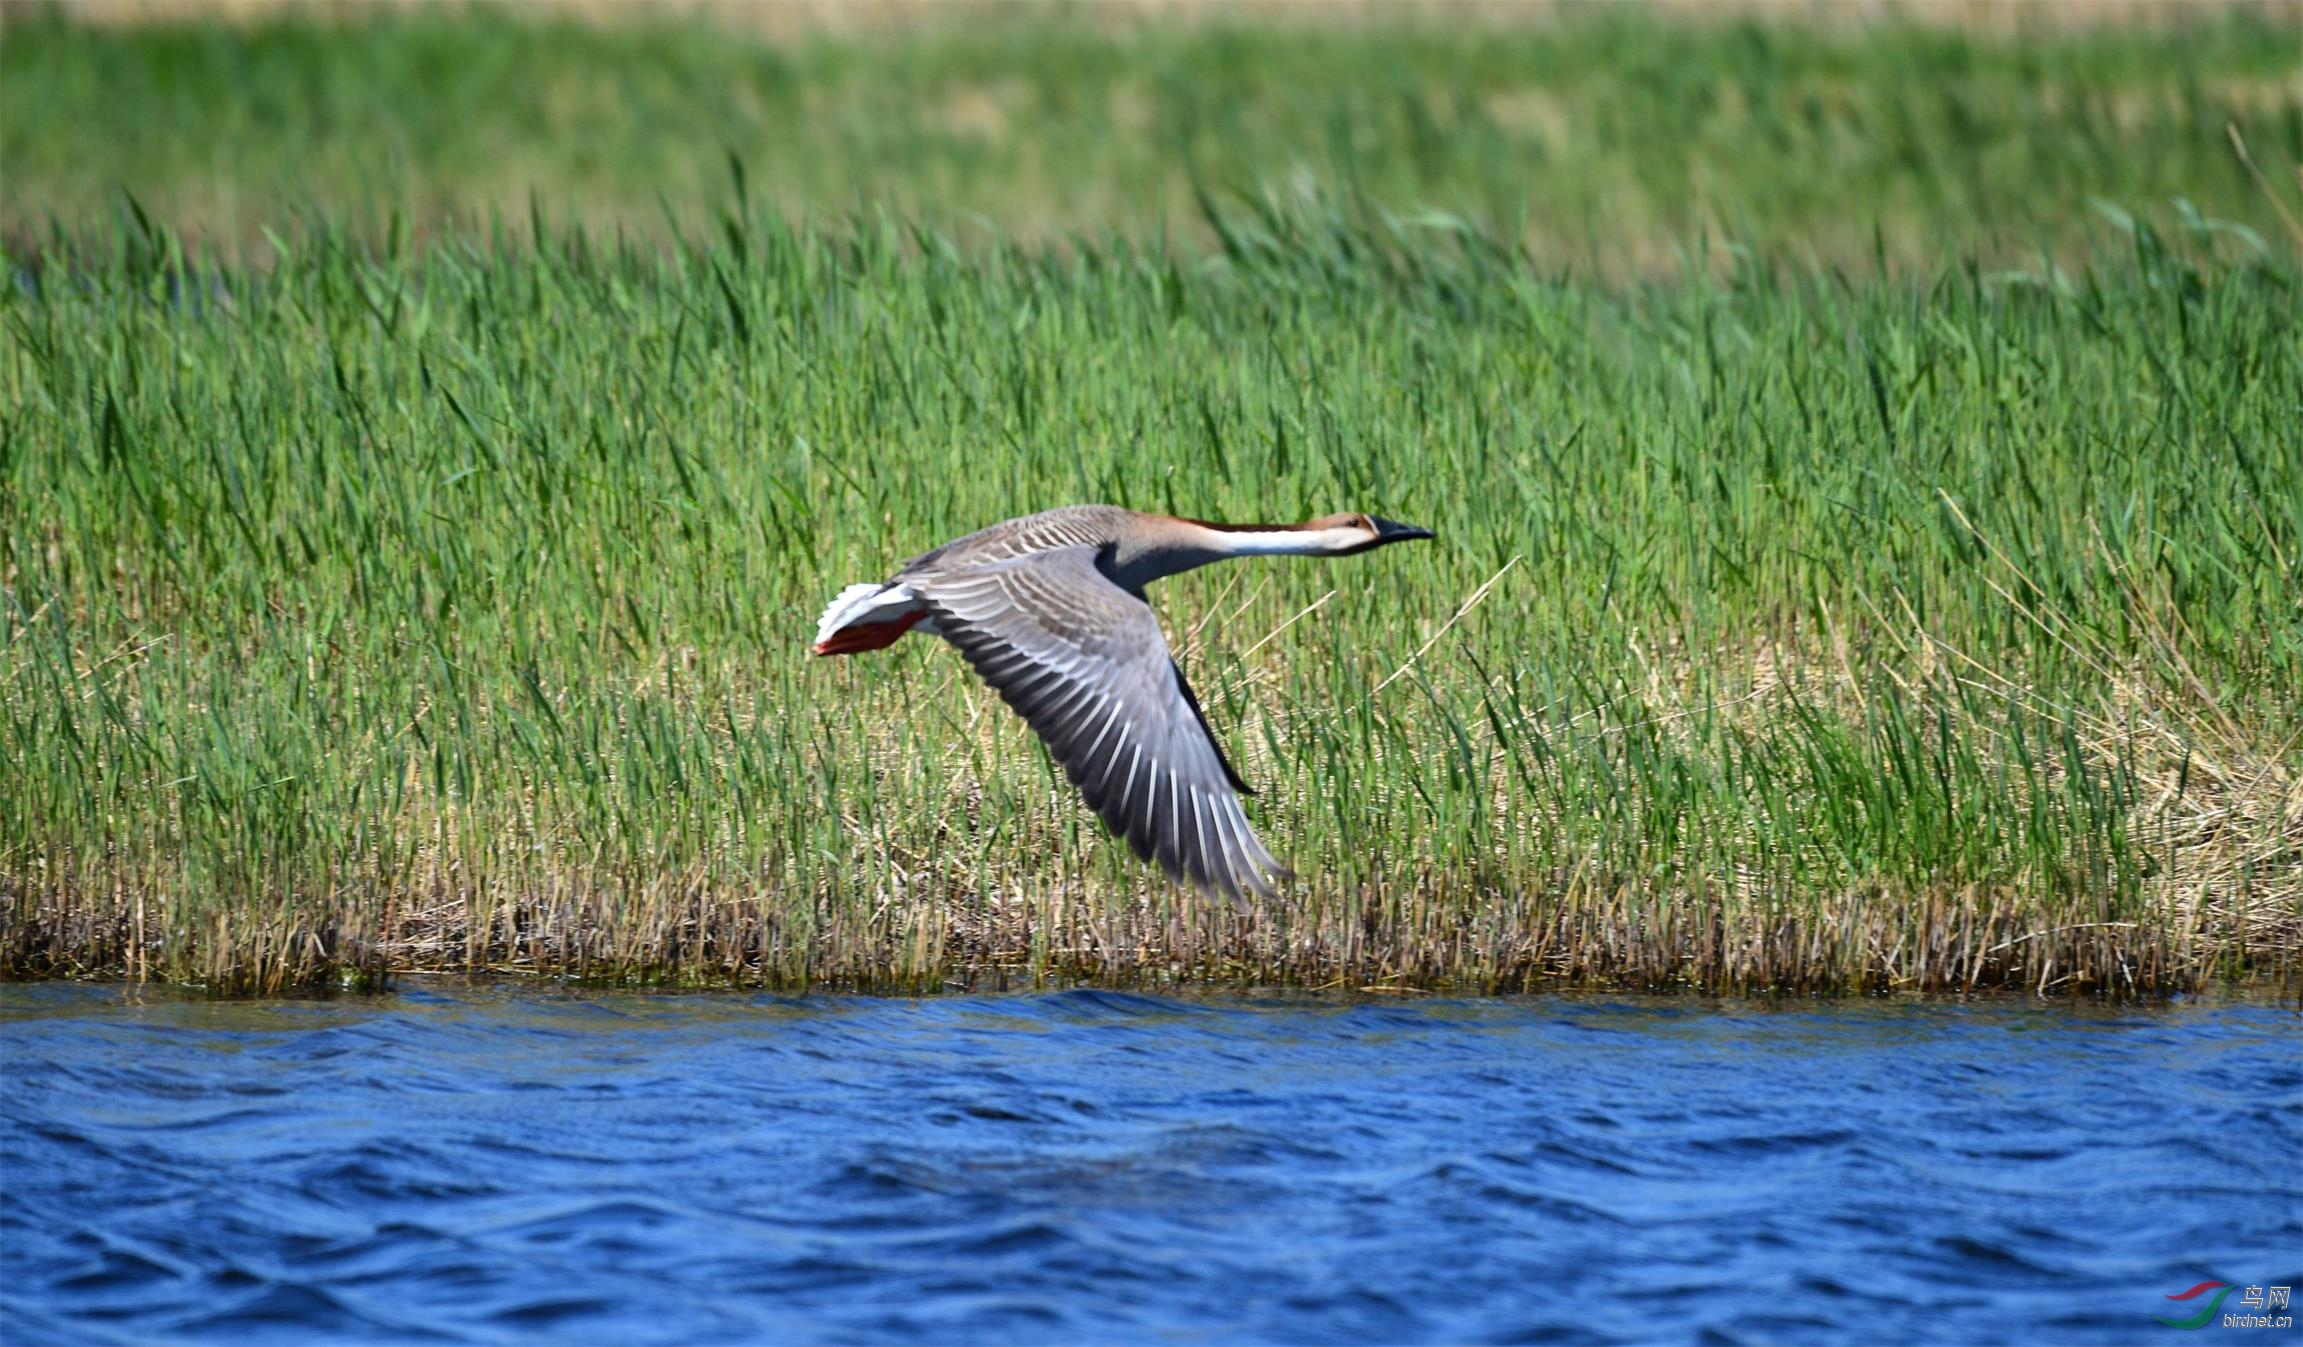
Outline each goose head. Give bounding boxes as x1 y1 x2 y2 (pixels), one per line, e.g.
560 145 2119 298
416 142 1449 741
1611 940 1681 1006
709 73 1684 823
1298 512 1437 556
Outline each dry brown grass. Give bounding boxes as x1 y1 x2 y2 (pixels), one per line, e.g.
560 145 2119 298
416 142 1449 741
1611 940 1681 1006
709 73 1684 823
9 631 2294 997
35 0 2303 36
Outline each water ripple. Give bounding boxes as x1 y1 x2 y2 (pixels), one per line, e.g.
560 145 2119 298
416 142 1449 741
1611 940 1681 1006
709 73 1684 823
3 985 2296 1345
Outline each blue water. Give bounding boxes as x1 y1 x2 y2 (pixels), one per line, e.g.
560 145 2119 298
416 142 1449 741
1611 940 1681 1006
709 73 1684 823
2 986 2296 1346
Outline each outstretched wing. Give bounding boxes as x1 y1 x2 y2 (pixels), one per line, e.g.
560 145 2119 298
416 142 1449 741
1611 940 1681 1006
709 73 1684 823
914 546 1290 902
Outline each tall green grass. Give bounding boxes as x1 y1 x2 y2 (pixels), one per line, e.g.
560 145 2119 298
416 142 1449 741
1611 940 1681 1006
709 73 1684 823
5 5 2301 269
4 7 2299 992
4 187 2296 993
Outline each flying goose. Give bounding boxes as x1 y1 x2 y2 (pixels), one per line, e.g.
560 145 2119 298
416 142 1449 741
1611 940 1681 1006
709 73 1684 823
812 505 1434 902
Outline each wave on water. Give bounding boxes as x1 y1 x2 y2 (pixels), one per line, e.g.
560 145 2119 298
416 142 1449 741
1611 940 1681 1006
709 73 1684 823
3 986 2297 1345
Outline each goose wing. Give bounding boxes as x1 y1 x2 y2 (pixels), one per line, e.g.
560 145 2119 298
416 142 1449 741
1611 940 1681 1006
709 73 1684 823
914 545 1290 902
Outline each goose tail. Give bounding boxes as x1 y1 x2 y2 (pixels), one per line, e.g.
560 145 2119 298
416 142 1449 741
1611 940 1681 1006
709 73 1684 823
813 583 933 655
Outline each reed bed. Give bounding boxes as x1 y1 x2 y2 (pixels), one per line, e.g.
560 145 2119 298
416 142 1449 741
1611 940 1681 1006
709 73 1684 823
6 3 2301 270
2 8 2299 995
4 192 2296 995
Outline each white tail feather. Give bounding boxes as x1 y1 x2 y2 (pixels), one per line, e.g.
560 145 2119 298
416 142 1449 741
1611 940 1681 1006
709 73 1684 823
814 582 928 648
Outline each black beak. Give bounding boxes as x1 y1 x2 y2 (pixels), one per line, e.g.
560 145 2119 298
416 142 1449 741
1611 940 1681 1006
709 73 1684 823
1371 517 1436 543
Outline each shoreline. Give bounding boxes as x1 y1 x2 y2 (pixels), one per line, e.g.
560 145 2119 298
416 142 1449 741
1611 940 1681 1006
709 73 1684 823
8 880 2295 997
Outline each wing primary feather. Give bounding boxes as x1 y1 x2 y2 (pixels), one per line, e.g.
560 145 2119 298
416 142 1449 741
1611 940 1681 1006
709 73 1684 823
1085 721 1130 796
1217 798 1264 900
1114 744 1145 819
914 544 1291 900
1078 698 1125 771
1124 754 1159 864
1187 789 1220 898
1155 768 1181 874
1216 798 1277 895
1033 681 1095 736
1000 665 1066 706
1169 660 1255 797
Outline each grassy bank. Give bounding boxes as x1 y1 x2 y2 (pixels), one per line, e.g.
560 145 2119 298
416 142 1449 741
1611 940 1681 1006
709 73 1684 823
3 193 2297 994
4 7 2300 994
5 5 2301 269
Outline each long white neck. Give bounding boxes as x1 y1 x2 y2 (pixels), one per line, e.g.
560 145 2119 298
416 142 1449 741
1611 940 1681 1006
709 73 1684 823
1113 520 1366 587
1200 525 1365 557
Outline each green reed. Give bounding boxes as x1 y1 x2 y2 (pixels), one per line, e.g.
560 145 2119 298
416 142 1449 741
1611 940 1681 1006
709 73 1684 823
5 4 2300 271
3 183 2296 993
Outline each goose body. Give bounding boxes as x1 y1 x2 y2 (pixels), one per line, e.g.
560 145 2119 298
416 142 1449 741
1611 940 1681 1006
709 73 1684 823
814 505 1434 902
